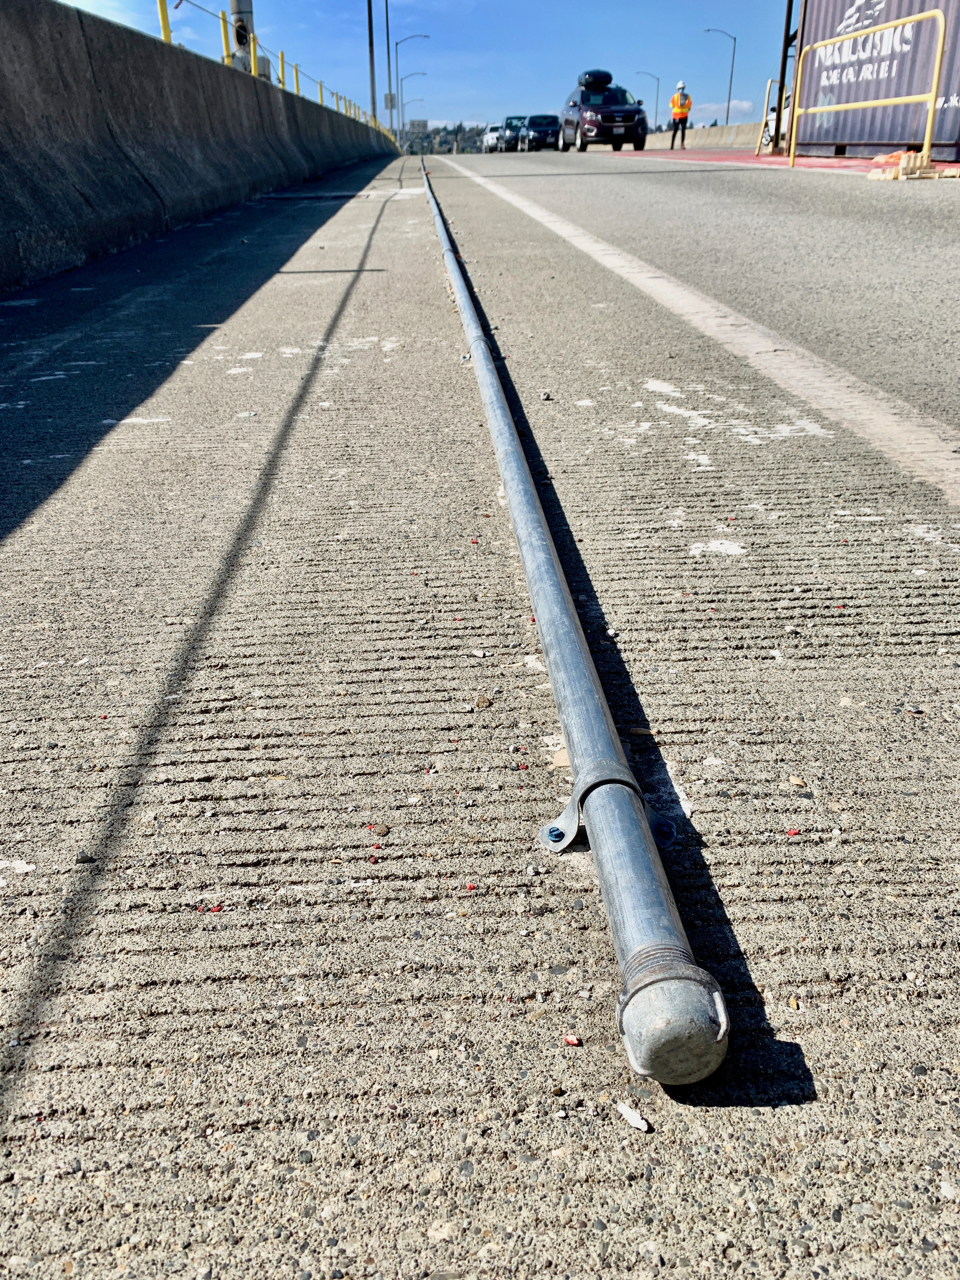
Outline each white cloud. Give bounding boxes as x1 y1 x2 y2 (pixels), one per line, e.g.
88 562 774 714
690 99 755 124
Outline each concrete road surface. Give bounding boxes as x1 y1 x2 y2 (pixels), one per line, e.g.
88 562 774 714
1 150 959 1279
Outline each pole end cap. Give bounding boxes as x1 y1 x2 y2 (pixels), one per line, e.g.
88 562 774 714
621 974 728 1084
618 945 729 1084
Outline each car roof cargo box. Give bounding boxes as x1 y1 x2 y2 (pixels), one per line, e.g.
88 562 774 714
578 69 613 89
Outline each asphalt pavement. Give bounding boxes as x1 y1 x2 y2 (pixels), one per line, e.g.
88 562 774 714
1 150 959 1280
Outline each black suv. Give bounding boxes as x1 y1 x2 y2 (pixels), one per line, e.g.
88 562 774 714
497 116 526 151
559 69 647 152
518 114 561 151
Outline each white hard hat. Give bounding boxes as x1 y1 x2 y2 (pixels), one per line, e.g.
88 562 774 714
677 80 686 89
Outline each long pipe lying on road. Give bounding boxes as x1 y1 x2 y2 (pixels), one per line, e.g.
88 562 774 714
421 160 728 1085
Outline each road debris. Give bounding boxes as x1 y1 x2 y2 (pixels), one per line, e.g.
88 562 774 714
615 1101 651 1131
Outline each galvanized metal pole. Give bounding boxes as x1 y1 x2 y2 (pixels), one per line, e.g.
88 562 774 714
420 162 729 1086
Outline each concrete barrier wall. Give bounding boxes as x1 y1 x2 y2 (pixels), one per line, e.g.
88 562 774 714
645 121 761 150
0 0 395 293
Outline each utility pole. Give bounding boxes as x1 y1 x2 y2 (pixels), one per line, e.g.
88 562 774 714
366 0 377 120
384 0 394 136
774 0 796 149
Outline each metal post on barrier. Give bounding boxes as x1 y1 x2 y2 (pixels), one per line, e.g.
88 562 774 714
790 8 946 166
318 82 324 105
219 10 232 66
294 63 300 95
279 50 285 89
250 33 258 77
157 0 172 43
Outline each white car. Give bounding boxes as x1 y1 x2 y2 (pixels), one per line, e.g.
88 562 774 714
481 123 501 153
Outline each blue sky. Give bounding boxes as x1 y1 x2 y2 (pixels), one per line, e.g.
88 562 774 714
69 0 787 128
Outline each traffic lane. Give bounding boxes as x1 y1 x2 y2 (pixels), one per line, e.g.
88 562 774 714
430 159 960 1269
445 150 960 434
0 155 398 542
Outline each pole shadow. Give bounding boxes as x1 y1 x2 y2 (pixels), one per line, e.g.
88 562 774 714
0 156 395 545
0 195 393 1119
436 209 815 1111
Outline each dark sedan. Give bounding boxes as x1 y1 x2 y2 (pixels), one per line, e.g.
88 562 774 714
497 116 526 151
518 114 561 151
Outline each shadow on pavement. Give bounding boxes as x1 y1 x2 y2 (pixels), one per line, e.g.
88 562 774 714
0 157 395 545
436 214 816 1113
0 195 392 1118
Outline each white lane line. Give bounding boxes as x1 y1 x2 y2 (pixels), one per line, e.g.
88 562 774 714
438 156 960 507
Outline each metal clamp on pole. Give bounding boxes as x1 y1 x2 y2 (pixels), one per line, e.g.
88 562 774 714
421 159 728 1086
540 759 640 853
540 760 677 856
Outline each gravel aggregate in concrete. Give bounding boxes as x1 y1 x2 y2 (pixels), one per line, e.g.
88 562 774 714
0 153 959 1279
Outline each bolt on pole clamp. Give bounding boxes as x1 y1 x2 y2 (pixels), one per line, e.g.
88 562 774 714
538 759 642 852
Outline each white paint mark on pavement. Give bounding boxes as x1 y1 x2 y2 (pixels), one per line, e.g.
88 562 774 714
439 157 960 505
644 379 684 396
0 859 36 888
689 540 745 556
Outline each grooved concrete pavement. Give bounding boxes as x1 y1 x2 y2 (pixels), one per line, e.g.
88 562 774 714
0 151 959 1279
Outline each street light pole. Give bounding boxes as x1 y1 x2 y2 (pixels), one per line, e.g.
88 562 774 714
636 70 659 130
384 0 394 136
395 34 429 149
366 0 377 121
401 72 426 152
705 28 737 127
405 97 424 151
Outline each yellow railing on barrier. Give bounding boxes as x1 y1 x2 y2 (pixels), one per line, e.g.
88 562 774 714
155 0 397 143
789 8 946 166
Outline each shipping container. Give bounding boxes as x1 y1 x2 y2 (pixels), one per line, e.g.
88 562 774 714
792 0 960 159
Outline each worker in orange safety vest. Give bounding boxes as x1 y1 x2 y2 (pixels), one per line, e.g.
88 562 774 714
670 81 692 150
